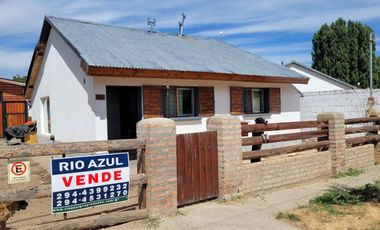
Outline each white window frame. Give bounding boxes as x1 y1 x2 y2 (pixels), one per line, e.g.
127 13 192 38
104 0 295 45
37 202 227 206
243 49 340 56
40 97 51 135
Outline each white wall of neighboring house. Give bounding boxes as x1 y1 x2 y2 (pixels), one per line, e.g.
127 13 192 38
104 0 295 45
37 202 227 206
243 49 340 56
29 28 301 142
290 66 345 93
93 77 301 139
30 28 97 142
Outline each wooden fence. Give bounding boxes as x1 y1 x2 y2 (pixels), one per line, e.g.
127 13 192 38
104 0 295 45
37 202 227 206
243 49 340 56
0 139 147 230
241 117 380 161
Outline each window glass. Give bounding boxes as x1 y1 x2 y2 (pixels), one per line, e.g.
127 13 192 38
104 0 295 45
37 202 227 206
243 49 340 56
164 88 176 117
177 88 193 116
243 89 252 113
252 89 262 113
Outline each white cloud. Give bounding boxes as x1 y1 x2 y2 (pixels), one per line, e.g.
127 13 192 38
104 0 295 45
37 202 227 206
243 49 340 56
0 50 32 77
0 0 379 76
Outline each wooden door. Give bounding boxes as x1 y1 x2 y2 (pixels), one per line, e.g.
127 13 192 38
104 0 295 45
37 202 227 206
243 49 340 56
4 101 27 129
176 131 218 206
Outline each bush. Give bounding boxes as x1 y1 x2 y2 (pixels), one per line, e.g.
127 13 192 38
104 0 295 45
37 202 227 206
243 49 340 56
311 181 380 206
276 212 300 222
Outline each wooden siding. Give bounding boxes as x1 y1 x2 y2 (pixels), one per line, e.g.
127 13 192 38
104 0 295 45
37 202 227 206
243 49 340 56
230 87 244 115
143 86 163 118
198 87 215 116
269 88 281 113
0 81 25 101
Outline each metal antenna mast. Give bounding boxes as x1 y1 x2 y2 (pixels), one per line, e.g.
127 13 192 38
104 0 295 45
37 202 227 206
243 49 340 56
147 18 156 33
370 32 373 98
178 13 186 36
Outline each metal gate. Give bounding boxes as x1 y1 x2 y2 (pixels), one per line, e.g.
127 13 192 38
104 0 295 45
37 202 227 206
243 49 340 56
176 131 218 206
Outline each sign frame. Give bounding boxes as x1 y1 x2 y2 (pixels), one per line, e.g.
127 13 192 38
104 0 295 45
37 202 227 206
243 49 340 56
50 153 130 214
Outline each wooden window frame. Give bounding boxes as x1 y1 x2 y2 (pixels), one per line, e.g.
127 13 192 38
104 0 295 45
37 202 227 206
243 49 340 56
243 88 269 114
163 87 198 118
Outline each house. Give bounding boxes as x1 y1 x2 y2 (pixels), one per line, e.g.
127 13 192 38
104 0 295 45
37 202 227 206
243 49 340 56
0 77 27 137
286 61 355 93
25 16 308 142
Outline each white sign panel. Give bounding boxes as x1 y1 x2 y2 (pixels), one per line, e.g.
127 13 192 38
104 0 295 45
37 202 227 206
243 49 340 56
51 153 130 214
8 160 30 184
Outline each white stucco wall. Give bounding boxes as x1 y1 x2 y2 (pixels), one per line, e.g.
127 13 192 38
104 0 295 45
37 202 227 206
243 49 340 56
301 89 380 120
93 77 301 139
29 28 97 142
290 67 346 93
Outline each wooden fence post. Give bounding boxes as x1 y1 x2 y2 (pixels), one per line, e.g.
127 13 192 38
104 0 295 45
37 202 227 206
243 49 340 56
207 115 242 200
136 118 177 218
317 112 347 175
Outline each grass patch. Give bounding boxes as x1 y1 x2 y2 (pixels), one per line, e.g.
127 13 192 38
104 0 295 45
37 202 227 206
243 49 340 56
276 212 301 222
332 168 365 179
276 181 380 230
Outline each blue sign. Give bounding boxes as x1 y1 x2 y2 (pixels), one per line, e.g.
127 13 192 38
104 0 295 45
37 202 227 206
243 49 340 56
51 153 130 213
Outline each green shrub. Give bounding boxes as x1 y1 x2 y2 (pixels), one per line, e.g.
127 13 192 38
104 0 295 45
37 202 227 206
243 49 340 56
332 168 364 179
311 182 380 206
276 212 301 222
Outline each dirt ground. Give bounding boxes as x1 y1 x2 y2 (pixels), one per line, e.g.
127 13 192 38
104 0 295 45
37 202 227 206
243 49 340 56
284 203 380 230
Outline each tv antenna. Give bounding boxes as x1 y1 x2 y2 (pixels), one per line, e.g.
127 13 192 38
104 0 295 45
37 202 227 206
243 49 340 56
178 13 186 36
147 17 156 33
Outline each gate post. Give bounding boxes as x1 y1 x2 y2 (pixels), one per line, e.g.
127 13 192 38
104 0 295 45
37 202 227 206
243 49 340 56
207 115 242 200
317 112 347 175
137 118 177 217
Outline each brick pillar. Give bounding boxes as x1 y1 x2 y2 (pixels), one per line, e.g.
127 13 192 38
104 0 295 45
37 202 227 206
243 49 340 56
317 112 347 175
137 118 177 217
207 115 242 200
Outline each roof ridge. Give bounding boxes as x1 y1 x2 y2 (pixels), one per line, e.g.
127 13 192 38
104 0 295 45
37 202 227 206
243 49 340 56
46 15 222 42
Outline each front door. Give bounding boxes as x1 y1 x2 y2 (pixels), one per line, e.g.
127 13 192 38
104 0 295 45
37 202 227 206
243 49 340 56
106 86 142 140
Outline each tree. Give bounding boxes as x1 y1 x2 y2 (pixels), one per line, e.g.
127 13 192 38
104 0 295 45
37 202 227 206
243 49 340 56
312 18 378 88
12 75 27 83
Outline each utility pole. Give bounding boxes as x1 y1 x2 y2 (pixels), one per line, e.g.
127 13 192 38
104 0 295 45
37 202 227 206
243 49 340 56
370 32 373 98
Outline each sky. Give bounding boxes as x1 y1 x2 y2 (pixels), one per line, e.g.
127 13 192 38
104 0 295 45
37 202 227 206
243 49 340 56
0 0 380 78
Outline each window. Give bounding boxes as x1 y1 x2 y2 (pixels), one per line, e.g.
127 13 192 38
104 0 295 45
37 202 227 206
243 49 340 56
243 88 269 114
163 87 195 117
41 97 51 134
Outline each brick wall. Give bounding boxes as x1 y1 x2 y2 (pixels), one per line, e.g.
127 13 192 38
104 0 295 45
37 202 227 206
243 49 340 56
345 144 375 170
137 118 177 217
241 151 332 193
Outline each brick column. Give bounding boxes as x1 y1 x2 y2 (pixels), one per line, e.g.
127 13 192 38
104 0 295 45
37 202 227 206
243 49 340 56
137 118 177 217
317 112 347 175
207 115 242 200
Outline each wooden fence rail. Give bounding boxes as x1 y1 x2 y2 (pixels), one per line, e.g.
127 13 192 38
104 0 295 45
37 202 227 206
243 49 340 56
242 130 328 146
242 141 331 160
0 139 145 159
345 117 380 125
241 120 327 133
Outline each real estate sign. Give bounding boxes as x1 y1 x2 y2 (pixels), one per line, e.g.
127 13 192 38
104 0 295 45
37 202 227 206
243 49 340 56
51 153 130 214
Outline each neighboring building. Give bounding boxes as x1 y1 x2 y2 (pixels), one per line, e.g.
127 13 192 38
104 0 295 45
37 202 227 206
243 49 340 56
0 77 27 137
25 16 308 142
286 61 355 93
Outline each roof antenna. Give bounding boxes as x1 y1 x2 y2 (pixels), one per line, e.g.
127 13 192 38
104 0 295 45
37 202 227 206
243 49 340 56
178 13 186 36
147 17 156 33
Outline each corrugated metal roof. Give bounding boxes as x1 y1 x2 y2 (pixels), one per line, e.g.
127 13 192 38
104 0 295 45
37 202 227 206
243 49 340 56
46 16 303 78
